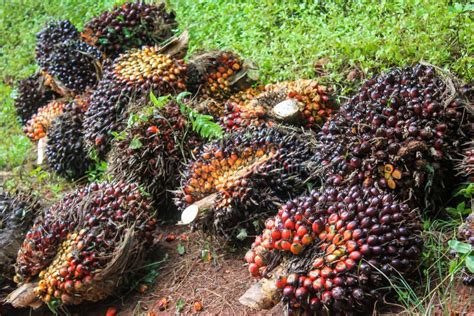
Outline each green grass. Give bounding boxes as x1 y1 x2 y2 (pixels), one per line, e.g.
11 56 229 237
0 0 472 312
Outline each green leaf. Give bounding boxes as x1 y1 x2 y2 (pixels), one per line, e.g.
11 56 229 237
448 240 472 254
236 228 248 240
129 137 143 150
177 243 185 255
176 298 185 312
466 255 474 273
201 249 210 262
149 91 169 109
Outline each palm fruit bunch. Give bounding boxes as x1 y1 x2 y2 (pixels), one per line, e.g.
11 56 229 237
13 73 60 125
13 181 156 307
175 125 315 239
83 70 132 157
244 64 472 313
45 99 91 180
112 46 187 94
186 51 251 101
35 20 80 64
0 191 41 299
36 20 103 94
24 100 66 141
39 40 103 94
109 101 201 209
220 80 334 131
82 2 177 57
246 186 422 312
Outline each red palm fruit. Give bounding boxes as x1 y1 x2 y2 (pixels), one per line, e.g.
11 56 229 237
295 287 308 301
282 229 292 240
271 229 282 240
275 276 287 289
290 242 303 255
284 219 295 230
301 234 313 245
312 220 324 233
281 240 291 251
321 266 333 279
349 251 362 261
312 277 325 291
335 261 347 273
248 263 259 277
296 225 308 237
244 250 255 264
345 258 356 271
310 297 322 310
254 255 265 267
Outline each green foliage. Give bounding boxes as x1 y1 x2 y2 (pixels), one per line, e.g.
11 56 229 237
86 149 108 182
176 92 223 139
172 0 473 85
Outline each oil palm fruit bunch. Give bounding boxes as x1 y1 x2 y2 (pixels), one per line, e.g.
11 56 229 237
13 73 61 125
112 45 187 94
109 101 201 210
38 39 103 94
244 64 471 313
245 185 423 313
0 191 41 299
35 20 80 65
11 181 156 307
36 20 103 95
220 80 334 131
45 99 91 180
186 51 253 101
82 2 177 57
84 39 188 158
175 125 315 239
24 100 66 141
82 69 132 157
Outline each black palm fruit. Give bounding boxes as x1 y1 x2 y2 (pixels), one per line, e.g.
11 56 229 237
46 100 91 180
13 73 61 125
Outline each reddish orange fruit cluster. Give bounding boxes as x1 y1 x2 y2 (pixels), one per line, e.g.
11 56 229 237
24 101 65 141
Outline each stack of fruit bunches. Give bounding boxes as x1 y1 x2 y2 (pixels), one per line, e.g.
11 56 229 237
245 64 472 313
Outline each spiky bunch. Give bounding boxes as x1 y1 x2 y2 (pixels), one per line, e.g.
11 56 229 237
245 64 472 312
186 51 251 101
24 101 65 141
109 102 201 209
175 126 315 239
0 191 41 298
46 100 91 180
83 2 177 56
112 46 187 94
220 80 334 131
83 74 132 157
247 185 422 312
14 73 60 125
35 20 80 65
38 39 103 94
15 181 156 306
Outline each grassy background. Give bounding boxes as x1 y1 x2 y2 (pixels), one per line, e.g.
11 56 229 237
0 0 472 169
0 0 472 311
